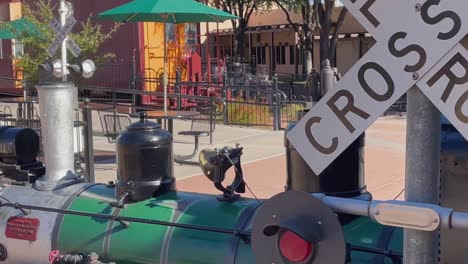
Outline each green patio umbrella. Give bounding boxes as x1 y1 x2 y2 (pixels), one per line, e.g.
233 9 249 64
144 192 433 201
95 0 239 114
0 18 43 39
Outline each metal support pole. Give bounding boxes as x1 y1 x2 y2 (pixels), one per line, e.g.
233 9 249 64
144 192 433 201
131 53 137 110
272 74 281 131
176 68 181 111
59 0 68 82
209 98 214 145
223 72 229 126
320 59 335 98
35 82 76 188
289 76 294 99
163 23 168 115
404 87 441 264
82 98 95 183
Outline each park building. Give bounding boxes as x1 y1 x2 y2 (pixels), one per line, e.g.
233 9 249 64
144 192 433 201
201 6 375 77
0 0 466 94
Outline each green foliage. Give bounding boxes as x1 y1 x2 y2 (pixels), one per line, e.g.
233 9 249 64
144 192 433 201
227 100 271 125
5 0 121 84
200 0 272 58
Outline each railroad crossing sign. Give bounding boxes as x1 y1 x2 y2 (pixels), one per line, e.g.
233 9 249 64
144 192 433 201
49 18 81 58
286 0 468 175
46 16 80 58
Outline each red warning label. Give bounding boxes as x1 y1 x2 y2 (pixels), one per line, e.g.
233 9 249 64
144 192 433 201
5 217 40 241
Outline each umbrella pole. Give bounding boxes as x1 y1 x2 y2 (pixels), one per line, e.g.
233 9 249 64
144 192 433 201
163 23 168 116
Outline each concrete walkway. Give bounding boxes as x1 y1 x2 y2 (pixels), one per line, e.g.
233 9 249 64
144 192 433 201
176 115 407 201
93 117 286 183
0 100 407 201
92 113 407 203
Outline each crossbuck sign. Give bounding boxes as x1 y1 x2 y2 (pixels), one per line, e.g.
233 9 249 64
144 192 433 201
286 0 468 175
46 16 80 58
49 18 81 58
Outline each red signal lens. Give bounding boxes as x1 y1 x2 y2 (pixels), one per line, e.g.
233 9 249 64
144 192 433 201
278 230 314 262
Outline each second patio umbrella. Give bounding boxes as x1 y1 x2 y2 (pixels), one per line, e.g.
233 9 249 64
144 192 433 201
95 0 239 114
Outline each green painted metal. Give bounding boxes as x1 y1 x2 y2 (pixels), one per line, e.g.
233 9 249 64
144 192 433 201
57 185 117 255
343 217 403 263
57 186 403 264
57 186 258 264
167 196 259 264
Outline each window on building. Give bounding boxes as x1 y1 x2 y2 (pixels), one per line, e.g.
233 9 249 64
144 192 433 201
298 46 304 65
276 46 281 64
261 46 266 64
275 44 287 65
256 46 266 65
281 45 286 64
289 45 295 65
258 47 261 64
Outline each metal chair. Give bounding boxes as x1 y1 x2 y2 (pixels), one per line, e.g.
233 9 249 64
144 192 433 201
175 106 216 165
0 106 13 126
98 109 132 143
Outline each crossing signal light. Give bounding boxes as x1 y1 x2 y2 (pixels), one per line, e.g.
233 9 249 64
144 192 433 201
251 191 346 264
38 59 96 79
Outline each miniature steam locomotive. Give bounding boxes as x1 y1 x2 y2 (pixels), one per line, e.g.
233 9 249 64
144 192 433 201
0 110 403 264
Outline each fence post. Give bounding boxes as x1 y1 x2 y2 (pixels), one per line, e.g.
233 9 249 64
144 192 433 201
176 68 181 111
223 72 229 126
251 54 257 74
82 98 95 183
289 76 294 99
273 74 281 131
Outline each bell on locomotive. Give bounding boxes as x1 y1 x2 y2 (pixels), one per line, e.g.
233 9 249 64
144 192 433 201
114 112 175 205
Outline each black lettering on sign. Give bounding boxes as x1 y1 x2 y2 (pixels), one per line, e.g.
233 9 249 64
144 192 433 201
426 52 468 103
455 91 468 123
388 32 427 72
305 117 338 155
360 0 380 28
326 90 370 133
359 62 395 101
421 0 461 40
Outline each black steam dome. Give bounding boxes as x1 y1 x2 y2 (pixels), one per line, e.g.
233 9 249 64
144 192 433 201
115 112 175 204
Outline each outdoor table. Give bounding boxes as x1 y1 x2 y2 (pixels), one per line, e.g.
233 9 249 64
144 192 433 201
130 110 199 134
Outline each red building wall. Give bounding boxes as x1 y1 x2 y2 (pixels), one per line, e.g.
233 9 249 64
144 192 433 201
20 0 144 89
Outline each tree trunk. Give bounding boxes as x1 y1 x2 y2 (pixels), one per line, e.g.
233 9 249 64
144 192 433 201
303 38 313 75
234 30 246 61
233 22 247 61
320 28 330 67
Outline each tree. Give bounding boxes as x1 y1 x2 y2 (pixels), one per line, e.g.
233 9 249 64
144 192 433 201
3 0 121 84
199 0 268 60
273 0 348 74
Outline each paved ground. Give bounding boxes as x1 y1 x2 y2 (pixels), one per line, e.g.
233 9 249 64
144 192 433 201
0 100 407 201
175 115 407 201
92 112 407 201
